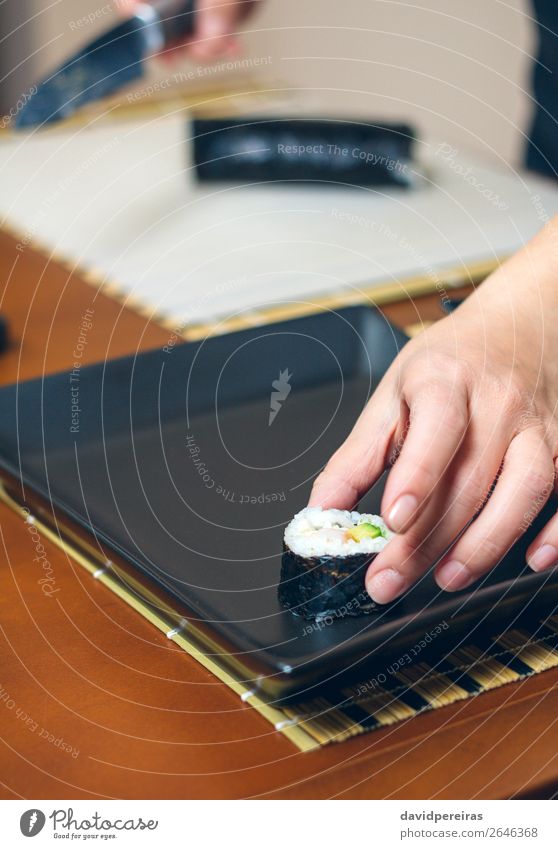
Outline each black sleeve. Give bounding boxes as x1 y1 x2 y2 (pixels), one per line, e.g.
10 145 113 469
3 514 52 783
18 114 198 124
526 0 558 177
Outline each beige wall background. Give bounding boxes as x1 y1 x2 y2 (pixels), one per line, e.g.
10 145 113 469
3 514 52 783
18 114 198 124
1 0 536 165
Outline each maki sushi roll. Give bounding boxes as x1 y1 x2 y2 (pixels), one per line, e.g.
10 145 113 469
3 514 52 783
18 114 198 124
279 507 393 620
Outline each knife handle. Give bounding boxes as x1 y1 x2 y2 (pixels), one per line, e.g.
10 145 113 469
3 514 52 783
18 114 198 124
150 0 197 44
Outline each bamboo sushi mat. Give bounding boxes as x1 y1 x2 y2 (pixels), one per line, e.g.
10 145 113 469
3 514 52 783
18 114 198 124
107 597 558 752
168 613 558 752
2 476 558 755
275 618 558 750
71 558 558 751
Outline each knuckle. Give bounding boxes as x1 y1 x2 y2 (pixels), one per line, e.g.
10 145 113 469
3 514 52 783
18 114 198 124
464 535 504 570
490 378 529 418
394 534 436 574
520 465 555 503
405 355 470 401
450 357 474 388
517 408 544 433
412 391 467 432
440 402 469 436
411 370 468 404
322 442 382 491
453 487 486 515
404 460 444 498
420 352 471 385
452 467 494 514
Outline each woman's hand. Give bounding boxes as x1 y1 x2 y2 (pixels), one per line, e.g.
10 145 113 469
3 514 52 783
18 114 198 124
309 218 558 604
177 0 258 61
127 1 258 61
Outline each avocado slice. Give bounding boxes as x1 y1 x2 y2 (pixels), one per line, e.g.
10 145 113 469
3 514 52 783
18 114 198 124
347 522 382 542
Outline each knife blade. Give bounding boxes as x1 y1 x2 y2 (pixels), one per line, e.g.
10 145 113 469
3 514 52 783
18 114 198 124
15 0 196 130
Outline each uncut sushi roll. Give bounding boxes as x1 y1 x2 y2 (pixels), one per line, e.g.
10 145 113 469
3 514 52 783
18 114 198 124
279 507 393 620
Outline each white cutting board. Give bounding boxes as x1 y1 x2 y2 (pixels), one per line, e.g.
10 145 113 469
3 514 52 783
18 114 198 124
1 114 557 324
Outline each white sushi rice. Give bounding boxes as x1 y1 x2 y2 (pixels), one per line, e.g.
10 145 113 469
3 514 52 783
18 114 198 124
284 507 392 558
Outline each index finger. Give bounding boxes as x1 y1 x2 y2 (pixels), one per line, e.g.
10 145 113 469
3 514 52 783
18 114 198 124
308 385 401 509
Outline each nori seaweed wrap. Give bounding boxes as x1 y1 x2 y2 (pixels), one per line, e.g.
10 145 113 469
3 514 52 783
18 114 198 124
279 508 392 620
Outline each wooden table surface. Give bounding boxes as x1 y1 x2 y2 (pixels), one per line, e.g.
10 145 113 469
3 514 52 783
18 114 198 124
1 229 557 801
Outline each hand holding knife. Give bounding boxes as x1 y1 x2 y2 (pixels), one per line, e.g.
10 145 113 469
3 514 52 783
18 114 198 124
15 0 253 130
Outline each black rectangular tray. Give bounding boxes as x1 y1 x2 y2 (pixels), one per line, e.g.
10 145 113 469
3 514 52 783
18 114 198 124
0 305 556 703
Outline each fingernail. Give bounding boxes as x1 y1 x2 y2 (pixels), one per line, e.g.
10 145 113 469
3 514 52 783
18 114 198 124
527 544 558 573
436 559 476 592
387 494 418 533
366 568 408 604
